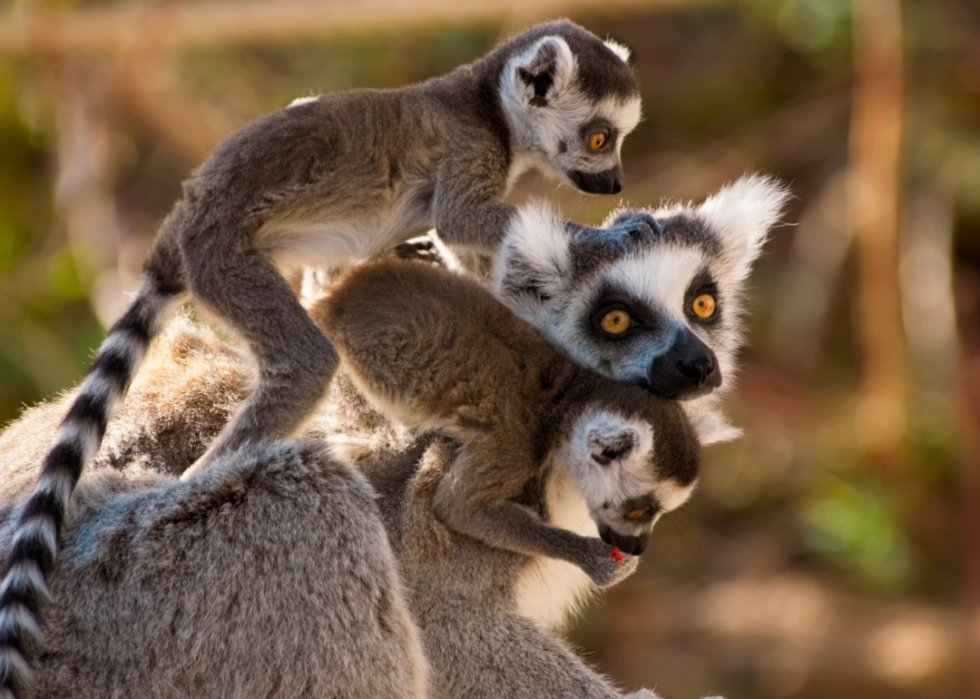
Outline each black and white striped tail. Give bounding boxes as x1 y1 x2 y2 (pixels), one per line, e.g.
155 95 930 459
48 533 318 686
0 285 171 698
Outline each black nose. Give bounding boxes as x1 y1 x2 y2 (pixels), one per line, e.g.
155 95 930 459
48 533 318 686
677 354 715 387
645 327 723 400
568 167 623 195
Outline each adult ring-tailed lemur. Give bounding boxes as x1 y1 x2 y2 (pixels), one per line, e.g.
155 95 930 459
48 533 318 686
0 176 788 699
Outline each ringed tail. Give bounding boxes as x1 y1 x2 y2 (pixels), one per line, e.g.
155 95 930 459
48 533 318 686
0 278 176 698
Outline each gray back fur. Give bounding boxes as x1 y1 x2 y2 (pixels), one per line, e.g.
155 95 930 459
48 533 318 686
0 440 428 699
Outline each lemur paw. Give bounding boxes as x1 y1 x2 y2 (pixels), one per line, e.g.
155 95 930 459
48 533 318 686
582 538 639 587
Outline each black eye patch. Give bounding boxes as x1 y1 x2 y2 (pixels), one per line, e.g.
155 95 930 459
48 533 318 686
586 285 664 340
684 270 721 326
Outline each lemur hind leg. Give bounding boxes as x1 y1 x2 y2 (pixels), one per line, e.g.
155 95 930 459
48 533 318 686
181 242 338 479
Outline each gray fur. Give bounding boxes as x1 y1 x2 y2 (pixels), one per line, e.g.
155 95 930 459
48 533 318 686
0 21 641 692
0 440 428 699
389 436 664 699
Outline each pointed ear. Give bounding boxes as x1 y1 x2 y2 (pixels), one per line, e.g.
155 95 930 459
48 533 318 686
514 36 575 107
491 202 571 308
601 206 641 228
603 38 631 64
697 174 791 269
681 400 742 446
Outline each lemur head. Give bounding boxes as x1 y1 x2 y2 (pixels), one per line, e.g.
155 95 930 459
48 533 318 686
492 20 641 195
563 398 730 556
492 174 790 400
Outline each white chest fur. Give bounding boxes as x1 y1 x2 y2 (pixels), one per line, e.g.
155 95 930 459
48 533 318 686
512 468 598 630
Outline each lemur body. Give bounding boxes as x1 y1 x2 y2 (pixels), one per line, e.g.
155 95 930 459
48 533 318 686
318 258 704 583
0 21 642 693
393 436 667 699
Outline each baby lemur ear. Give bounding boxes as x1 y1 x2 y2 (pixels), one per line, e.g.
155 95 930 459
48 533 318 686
587 428 638 466
515 36 575 107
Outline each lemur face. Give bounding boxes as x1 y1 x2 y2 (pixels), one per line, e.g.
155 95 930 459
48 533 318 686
492 175 790 400
499 35 641 195
565 407 699 556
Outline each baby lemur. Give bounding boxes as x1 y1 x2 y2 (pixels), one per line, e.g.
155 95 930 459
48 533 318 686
0 21 641 693
318 259 702 583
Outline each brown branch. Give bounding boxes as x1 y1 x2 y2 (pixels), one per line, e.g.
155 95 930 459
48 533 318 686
0 0 719 57
847 0 907 462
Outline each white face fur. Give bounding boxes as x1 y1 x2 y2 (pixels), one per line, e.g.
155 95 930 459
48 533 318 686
499 36 642 195
492 174 790 409
561 408 699 556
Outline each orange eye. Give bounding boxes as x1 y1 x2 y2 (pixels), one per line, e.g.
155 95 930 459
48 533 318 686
627 508 647 520
692 294 716 319
600 309 631 334
589 132 607 150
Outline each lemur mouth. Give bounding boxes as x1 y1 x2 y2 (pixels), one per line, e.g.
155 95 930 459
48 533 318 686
599 526 649 556
568 168 622 195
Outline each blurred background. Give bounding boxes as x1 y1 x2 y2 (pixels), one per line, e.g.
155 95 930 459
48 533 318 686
0 0 977 697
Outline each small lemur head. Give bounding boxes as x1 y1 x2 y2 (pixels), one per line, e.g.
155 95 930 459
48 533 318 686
494 21 641 195
492 174 790 401
564 398 728 556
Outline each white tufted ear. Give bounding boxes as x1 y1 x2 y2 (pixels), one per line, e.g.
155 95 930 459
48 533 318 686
697 174 791 269
603 39 631 64
491 202 570 304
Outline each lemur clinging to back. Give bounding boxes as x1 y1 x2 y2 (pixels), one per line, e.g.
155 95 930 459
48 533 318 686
318 258 704 582
0 20 641 695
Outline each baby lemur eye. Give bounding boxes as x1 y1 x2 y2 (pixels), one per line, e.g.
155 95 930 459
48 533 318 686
692 294 716 319
600 309 631 335
588 132 607 150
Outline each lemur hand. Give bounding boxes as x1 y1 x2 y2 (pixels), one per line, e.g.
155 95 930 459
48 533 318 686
580 537 639 587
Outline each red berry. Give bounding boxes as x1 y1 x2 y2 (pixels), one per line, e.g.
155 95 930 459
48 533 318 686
609 547 624 562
